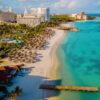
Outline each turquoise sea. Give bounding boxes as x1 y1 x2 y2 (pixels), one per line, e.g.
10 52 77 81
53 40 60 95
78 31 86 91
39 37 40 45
57 20 100 100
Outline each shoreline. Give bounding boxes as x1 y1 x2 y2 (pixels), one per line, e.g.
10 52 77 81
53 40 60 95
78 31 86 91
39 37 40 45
48 29 67 100
51 30 66 79
50 29 67 80
9 28 66 100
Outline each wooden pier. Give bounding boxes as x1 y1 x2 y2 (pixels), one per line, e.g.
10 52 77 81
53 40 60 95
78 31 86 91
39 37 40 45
40 84 99 92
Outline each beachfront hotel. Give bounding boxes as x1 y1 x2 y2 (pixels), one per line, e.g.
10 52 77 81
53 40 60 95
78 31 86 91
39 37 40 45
17 8 50 27
70 12 88 20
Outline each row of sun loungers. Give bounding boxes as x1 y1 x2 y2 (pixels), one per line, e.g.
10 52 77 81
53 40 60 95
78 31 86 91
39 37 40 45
9 29 55 63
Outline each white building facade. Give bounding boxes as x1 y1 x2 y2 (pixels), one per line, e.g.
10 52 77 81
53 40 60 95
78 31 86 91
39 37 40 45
17 8 50 27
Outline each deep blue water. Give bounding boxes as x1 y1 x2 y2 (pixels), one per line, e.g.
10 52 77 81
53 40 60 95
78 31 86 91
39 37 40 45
58 20 100 100
88 14 100 20
87 14 100 17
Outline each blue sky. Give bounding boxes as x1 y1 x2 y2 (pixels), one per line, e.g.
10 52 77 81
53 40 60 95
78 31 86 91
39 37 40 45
0 0 100 14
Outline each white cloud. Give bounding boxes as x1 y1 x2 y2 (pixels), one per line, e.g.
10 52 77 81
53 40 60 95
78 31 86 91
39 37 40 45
51 0 84 9
51 0 69 9
1 0 100 13
97 1 100 5
18 0 25 1
68 1 78 9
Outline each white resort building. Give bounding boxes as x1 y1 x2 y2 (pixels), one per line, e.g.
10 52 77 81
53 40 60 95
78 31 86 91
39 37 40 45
17 8 50 27
71 12 88 20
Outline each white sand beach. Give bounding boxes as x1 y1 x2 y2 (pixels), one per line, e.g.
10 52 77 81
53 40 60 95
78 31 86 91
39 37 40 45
10 29 66 100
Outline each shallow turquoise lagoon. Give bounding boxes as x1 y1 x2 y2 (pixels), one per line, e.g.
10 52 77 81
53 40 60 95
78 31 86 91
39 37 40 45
57 20 100 100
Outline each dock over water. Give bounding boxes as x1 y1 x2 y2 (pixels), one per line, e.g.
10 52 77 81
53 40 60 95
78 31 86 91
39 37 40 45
40 84 99 92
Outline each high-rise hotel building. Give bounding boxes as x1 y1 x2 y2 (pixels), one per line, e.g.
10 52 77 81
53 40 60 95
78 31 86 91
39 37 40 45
17 8 50 27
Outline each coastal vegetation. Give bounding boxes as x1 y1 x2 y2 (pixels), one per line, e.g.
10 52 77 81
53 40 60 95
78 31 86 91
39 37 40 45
50 14 73 25
0 14 72 61
9 86 22 100
0 64 23 99
0 85 22 100
87 16 96 20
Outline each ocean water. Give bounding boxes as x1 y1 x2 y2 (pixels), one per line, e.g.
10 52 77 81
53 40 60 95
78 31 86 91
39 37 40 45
87 14 100 17
57 20 100 100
